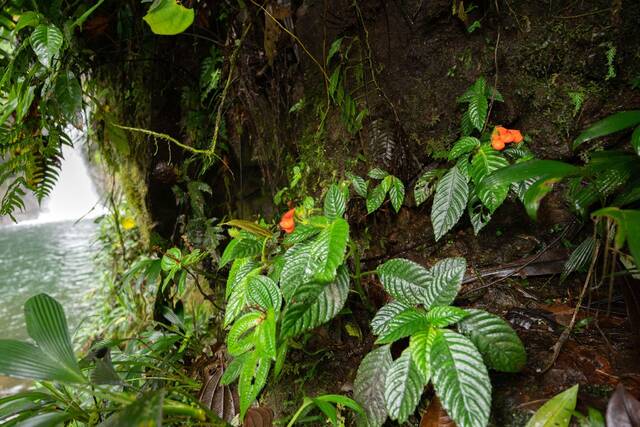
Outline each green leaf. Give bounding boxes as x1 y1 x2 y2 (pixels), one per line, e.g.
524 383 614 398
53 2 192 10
432 166 469 241
224 219 273 238
30 24 63 67
256 308 277 359
471 145 510 212
467 80 488 131
467 190 492 235
384 349 425 423
482 160 579 188
247 275 282 312
375 308 430 344
238 351 270 419
24 294 84 382
227 312 261 356
219 236 262 268
524 177 562 220
347 172 369 197
224 259 260 326
309 218 349 282
220 353 248 385
449 137 481 161
0 340 83 383
389 177 405 213
573 111 640 150
457 308 526 372
409 327 437 383
525 384 578 427
366 183 387 214
631 125 640 156
280 240 317 301
426 306 469 327
426 257 466 308
99 391 164 427
368 168 389 179
324 184 347 219
143 0 195 35
561 236 597 282
354 345 393 427
430 329 492 427
414 169 445 206
15 12 41 31
376 258 431 306
371 301 411 336
280 266 349 338
161 247 181 271
592 208 640 268
282 223 321 245
54 71 82 120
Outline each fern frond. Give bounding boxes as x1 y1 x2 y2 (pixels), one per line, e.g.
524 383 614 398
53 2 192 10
0 177 27 221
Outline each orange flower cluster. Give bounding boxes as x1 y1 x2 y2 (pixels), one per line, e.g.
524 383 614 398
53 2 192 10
491 126 523 151
279 208 296 234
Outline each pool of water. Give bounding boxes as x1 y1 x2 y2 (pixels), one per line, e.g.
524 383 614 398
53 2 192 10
0 219 103 391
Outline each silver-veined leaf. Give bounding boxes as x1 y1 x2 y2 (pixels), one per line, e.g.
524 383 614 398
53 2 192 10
375 308 430 344
414 169 445 206
471 145 509 212
280 266 349 338
366 183 387 214
347 172 369 197
280 240 317 302
449 137 481 161
389 177 405 213
409 327 437 383
425 257 466 308
430 329 491 427
224 259 260 326
354 345 393 427
384 349 425 423
371 300 411 336
324 184 347 219
30 24 63 67
432 166 469 241
368 168 389 179
525 384 578 427
457 308 526 372
426 306 469 327
376 258 431 306
467 190 492 235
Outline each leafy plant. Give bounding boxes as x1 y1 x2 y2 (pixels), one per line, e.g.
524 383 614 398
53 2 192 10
457 77 502 136
221 182 353 420
353 257 526 427
286 394 364 426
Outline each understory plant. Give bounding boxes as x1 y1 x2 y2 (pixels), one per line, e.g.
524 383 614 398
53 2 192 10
353 257 526 427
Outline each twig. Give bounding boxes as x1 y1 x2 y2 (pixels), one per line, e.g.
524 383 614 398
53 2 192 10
540 222 600 373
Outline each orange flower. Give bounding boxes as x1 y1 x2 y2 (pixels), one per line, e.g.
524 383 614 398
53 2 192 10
279 208 296 234
491 126 523 150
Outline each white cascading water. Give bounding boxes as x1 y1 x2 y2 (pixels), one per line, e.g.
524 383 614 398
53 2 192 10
20 127 106 224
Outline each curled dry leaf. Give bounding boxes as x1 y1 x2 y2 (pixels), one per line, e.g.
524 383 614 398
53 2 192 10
199 365 240 423
606 383 640 427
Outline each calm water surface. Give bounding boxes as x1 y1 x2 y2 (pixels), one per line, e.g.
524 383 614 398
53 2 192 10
0 219 103 391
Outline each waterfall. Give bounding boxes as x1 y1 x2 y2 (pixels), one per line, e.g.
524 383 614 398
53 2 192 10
20 128 106 225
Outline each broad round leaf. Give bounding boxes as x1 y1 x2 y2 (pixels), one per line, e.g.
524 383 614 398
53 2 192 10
430 330 492 427
457 309 526 373
54 71 82 120
354 345 393 427
432 166 469 241
30 24 63 67
0 340 82 383
143 0 195 35
384 349 425 423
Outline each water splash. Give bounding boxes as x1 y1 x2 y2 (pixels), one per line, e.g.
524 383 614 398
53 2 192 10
19 128 106 225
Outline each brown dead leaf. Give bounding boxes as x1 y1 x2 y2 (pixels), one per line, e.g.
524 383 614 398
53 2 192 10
606 383 640 427
243 406 274 427
198 365 239 423
420 396 456 427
